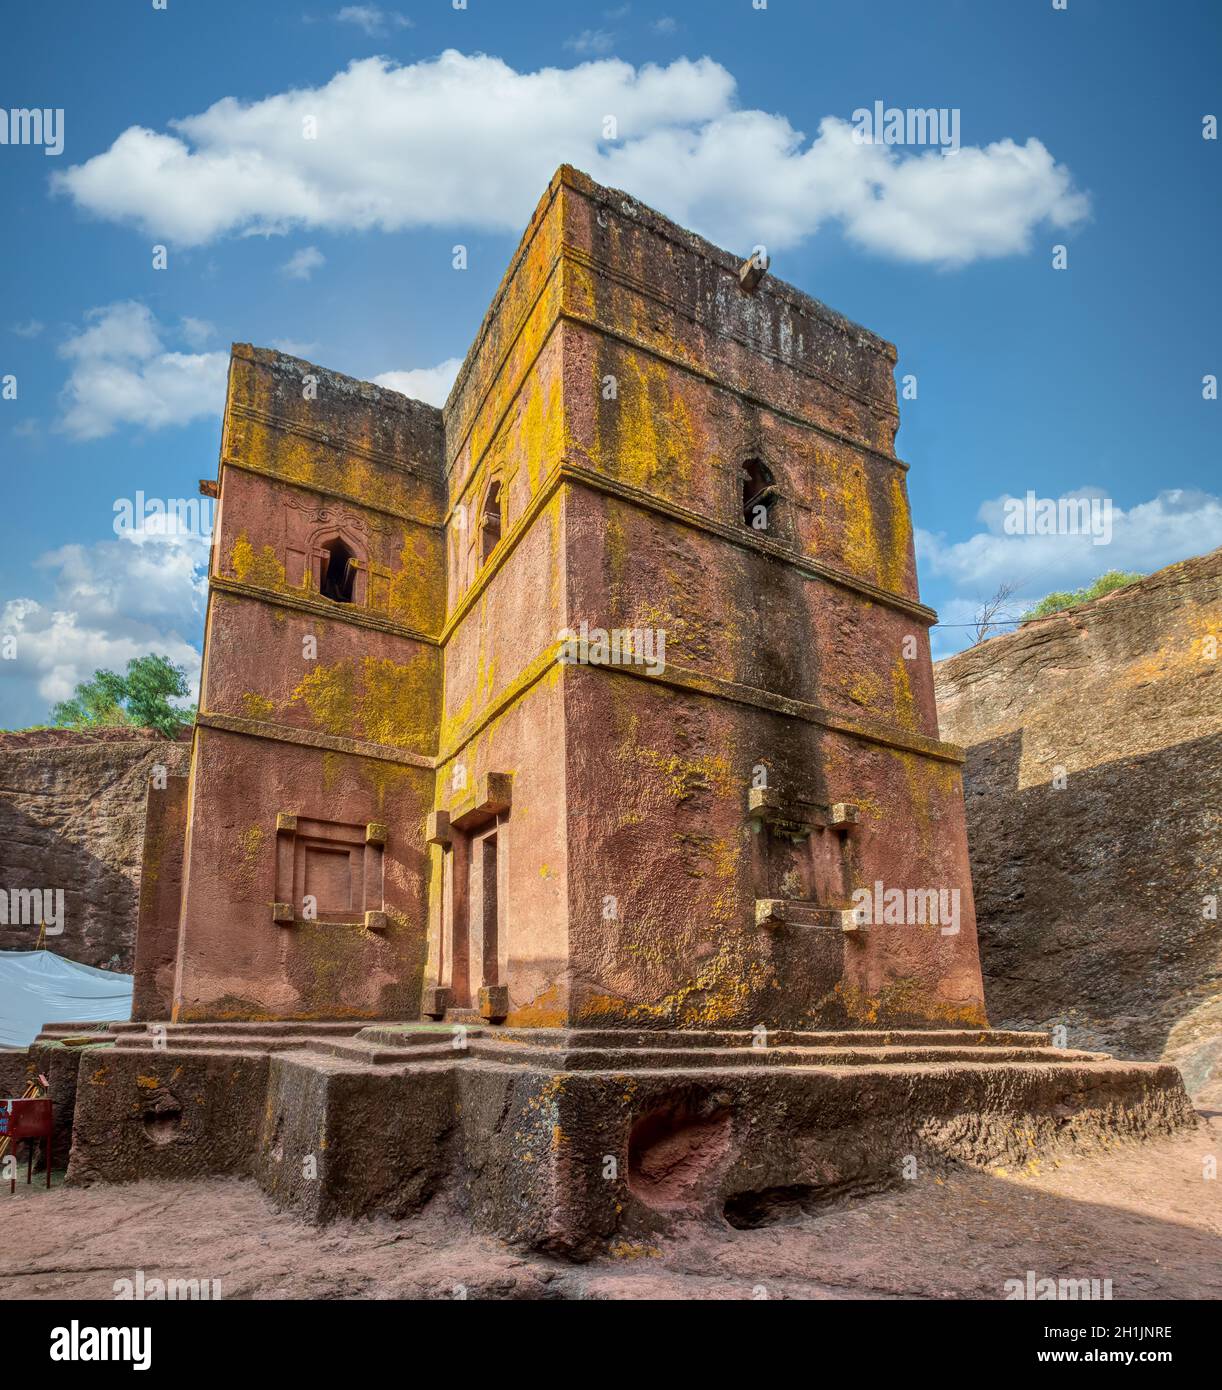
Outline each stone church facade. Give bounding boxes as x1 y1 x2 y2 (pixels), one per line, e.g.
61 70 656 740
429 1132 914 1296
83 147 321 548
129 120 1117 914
141 165 986 1033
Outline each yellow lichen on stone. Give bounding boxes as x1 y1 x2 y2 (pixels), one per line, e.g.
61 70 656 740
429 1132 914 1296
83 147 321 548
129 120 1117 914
229 532 287 591
242 692 276 721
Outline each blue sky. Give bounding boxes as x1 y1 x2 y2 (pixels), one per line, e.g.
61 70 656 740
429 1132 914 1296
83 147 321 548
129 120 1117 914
2 0 1219 727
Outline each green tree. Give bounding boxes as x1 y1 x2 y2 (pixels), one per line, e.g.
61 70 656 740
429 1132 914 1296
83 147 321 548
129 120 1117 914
1021 570 1143 622
52 654 195 737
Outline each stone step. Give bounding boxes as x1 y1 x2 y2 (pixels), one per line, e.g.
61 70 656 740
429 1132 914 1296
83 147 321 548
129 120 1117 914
557 1028 1054 1050
453 1041 1105 1070
109 1020 372 1037
113 1034 348 1050
355 1023 1056 1050
103 1034 1105 1071
34 1022 120 1043
109 1033 464 1066
317 1039 467 1066
504 1044 1109 1071
352 1024 488 1048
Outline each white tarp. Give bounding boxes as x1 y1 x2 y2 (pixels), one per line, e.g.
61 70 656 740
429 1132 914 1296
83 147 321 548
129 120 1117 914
0 950 133 1048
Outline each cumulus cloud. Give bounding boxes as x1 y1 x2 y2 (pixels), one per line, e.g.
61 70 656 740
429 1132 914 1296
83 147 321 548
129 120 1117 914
0 530 205 727
280 245 326 280
12 319 44 338
51 52 1087 265
919 488 1222 590
373 357 463 407
919 487 1222 656
56 302 228 441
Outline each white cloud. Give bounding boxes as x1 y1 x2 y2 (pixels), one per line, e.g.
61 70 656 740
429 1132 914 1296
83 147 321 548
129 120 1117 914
653 17 678 34
56 302 228 441
180 315 215 348
281 245 326 280
919 487 1222 657
565 30 616 56
51 52 1087 266
919 487 1222 591
12 319 44 338
373 357 462 407
0 531 205 727
336 5 412 36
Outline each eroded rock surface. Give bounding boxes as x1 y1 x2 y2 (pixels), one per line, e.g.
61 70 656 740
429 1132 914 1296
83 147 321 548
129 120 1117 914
0 728 190 970
935 549 1222 1105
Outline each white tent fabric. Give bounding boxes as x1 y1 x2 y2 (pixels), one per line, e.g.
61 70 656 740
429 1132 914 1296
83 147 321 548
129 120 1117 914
0 950 133 1048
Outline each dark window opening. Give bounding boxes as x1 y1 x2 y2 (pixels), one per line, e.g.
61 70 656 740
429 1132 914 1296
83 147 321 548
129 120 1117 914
480 481 503 565
320 538 357 603
742 458 778 531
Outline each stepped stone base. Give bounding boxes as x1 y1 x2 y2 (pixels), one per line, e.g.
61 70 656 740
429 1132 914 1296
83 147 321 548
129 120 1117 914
62 1021 1196 1257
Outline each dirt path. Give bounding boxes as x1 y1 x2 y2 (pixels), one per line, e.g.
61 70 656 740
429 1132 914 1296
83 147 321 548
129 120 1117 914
4 1113 1220 1300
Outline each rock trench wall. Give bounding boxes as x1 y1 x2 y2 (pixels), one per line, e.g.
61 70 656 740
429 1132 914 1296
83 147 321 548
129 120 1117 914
935 549 1222 1104
0 728 191 972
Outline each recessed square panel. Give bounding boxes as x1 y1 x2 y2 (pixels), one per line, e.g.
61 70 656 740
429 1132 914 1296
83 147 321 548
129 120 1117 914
303 843 355 915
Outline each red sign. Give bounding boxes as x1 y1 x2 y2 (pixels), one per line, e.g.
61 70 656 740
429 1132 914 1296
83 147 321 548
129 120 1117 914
3 1098 52 1140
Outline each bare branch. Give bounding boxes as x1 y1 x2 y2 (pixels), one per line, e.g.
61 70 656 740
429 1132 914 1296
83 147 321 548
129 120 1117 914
970 580 1020 645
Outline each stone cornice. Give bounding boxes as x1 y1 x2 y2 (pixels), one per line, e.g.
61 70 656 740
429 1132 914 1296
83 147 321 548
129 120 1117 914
196 711 434 769
210 576 442 646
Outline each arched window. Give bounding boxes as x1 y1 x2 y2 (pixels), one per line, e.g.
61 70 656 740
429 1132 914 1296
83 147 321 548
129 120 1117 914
320 537 357 603
741 458 778 531
480 480 503 566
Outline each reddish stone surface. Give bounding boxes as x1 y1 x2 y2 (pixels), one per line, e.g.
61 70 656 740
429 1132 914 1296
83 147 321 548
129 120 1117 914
147 167 988 1031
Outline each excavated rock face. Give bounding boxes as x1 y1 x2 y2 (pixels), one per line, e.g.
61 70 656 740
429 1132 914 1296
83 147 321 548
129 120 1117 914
0 728 190 970
935 549 1222 1105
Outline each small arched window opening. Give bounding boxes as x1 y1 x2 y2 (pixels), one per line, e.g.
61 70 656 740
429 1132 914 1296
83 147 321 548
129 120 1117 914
480 480 503 566
741 458 778 531
320 538 357 603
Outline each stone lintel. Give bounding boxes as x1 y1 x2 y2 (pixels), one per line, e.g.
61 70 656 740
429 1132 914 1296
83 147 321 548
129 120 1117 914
748 789 861 833
756 899 862 933
449 772 513 831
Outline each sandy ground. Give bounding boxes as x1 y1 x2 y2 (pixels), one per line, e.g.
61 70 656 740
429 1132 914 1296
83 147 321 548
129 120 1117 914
4 1112 1220 1301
